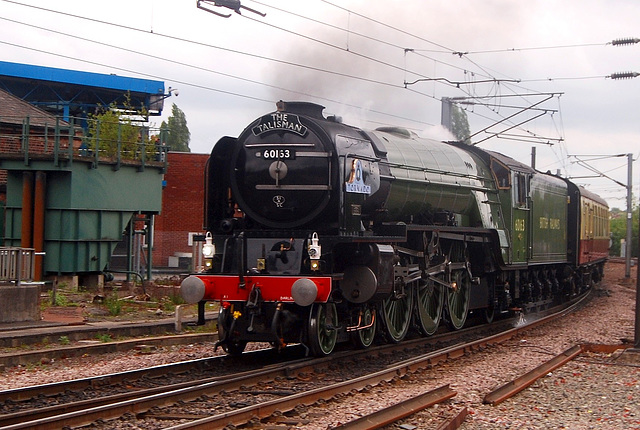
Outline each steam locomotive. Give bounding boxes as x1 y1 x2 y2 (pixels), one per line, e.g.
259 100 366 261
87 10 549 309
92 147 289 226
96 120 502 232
180 101 609 356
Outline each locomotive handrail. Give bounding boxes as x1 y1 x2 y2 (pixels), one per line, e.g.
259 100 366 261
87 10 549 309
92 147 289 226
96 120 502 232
245 143 316 148
381 174 492 193
482 199 503 205
342 153 382 163
381 159 487 180
256 184 331 190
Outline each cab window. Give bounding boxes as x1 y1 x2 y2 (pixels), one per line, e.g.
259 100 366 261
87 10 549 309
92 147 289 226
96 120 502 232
513 172 529 208
491 158 510 189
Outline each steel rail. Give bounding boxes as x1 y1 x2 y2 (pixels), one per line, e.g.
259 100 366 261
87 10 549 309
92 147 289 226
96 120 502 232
0 313 475 405
330 385 457 429
0 362 299 427
483 342 632 405
483 344 583 406
0 345 225 403
0 351 316 430
162 295 591 430
0 293 591 430
435 407 468 430
0 327 476 429
0 315 512 405
0 332 218 377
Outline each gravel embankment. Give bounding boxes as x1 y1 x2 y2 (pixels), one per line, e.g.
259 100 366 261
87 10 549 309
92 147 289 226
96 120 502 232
1 262 638 430
304 262 639 429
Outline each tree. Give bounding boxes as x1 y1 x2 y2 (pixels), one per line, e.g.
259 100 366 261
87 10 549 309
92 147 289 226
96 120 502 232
162 103 191 152
451 104 471 144
609 205 638 257
85 93 151 159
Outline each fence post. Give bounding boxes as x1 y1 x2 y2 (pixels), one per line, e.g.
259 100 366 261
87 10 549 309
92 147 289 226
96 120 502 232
54 117 60 167
22 116 30 165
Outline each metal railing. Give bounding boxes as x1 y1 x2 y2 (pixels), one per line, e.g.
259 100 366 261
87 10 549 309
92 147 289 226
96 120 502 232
0 114 169 172
0 247 35 285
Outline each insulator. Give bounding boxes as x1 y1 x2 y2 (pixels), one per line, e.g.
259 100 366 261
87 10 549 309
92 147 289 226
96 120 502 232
611 37 640 46
610 72 640 80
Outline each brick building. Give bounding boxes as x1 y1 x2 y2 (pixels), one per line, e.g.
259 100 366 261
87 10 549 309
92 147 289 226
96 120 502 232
0 88 78 180
152 151 209 268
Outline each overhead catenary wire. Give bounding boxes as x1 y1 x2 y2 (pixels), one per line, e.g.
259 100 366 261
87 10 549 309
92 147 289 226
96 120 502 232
0 16 435 128
252 0 492 81
0 1 405 88
1 0 562 119
230 1 617 188
0 3 443 128
0 0 500 131
0 0 576 151
2 0 631 108
3 0 632 160
1 38 436 131
247 0 546 138
2 0 634 207
0 0 470 95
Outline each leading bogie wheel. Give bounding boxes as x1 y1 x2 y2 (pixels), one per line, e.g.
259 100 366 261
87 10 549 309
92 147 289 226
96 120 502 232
218 307 247 356
447 270 470 330
381 286 414 343
308 303 338 356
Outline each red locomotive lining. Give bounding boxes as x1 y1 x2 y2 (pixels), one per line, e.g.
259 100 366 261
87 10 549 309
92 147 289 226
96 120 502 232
194 275 332 303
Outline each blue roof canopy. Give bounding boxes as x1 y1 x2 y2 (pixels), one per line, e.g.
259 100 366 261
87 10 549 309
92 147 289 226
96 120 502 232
0 61 166 120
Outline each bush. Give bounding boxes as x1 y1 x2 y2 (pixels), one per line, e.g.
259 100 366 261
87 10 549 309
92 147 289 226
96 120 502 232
105 293 122 316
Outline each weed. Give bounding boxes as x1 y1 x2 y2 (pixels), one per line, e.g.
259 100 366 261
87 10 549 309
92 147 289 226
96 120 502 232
169 293 185 306
96 333 112 343
105 292 122 316
160 296 179 312
59 336 70 345
48 290 69 307
185 320 216 333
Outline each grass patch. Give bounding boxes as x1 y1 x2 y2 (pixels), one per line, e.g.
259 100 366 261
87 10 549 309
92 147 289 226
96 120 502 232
95 333 113 343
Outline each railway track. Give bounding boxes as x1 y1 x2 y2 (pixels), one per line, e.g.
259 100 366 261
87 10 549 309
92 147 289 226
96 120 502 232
0 329 218 369
0 292 591 430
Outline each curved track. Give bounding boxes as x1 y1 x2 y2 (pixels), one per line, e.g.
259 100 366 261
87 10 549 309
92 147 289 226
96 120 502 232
0 292 591 429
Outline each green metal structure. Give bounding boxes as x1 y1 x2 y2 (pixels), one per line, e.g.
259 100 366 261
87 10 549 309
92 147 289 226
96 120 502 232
0 116 167 278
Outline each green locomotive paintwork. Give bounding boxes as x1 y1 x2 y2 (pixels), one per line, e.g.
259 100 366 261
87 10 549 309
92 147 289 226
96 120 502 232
530 175 568 263
195 102 609 356
362 129 504 232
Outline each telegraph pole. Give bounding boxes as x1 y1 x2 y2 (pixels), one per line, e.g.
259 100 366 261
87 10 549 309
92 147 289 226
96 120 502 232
625 153 633 278
604 41 640 343
636 207 640 348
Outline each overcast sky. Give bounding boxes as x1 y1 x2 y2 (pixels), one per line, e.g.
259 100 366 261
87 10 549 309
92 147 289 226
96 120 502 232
1 0 638 208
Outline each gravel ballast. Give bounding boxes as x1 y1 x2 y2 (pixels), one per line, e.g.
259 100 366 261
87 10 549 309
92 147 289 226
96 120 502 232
0 262 638 429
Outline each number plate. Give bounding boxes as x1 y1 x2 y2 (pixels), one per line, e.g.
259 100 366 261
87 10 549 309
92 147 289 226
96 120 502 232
262 148 295 160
